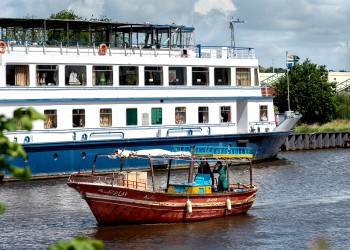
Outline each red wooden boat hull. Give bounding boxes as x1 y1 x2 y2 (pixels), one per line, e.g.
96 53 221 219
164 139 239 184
68 175 258 225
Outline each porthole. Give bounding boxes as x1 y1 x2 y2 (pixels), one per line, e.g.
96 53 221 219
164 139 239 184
53 153 58 160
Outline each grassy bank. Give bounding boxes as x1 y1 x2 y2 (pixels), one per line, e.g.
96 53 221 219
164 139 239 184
295 119 350 133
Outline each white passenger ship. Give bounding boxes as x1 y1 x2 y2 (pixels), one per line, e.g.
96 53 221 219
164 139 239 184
0 18 300 176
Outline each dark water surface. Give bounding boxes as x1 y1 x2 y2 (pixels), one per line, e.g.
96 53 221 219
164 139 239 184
1 149 350 249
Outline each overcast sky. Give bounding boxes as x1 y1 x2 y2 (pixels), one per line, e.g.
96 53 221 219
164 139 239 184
3 0 350 71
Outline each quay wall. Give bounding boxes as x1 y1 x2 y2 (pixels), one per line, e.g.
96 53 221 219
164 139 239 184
281 131 350 151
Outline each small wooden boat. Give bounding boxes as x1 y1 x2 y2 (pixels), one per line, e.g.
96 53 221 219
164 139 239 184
67 146 258 225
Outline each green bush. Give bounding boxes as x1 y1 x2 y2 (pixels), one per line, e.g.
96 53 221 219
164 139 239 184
335 93 350 120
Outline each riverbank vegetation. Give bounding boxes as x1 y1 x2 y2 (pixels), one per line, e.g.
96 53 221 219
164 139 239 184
272 59 350 133
273 59 338 124
334 93 350 120
295 119 350 133
294 93 350 133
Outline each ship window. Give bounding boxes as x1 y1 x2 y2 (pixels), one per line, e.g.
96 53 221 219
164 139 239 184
126 108 138 125
44 110 57 129
65 65 86 86
119 66 139 85
100 108 112 127
169 67 186 85
72 109 85 127
142 113 149 125
260 105 268 121
6 65 29 86
151 108 162 125
145 66 163 85
254 68 259 86
175 107 186 124
93 66 113 86
16 110 29 130
192 67 209 85
214 68 231 86
198 107 209 123
236 68 251 86
220 106 231 123
36 65 58 86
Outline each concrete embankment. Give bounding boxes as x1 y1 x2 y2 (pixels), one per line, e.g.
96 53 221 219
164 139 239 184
281 131 350 151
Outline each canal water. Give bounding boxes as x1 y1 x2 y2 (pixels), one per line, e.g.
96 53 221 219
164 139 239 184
1 148 349 249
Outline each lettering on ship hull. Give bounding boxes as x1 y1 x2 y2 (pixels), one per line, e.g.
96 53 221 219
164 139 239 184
98 188 127 197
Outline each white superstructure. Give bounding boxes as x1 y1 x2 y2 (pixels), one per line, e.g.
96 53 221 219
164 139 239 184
0 18 275 145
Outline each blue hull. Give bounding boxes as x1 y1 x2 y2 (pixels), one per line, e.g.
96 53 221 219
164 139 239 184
7 132 290 176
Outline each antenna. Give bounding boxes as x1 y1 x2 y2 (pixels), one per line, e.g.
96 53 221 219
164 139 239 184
229 17 245 48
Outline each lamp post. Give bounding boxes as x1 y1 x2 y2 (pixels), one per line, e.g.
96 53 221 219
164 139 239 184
286 51 291 111
229 17 245 48
345 41 349 72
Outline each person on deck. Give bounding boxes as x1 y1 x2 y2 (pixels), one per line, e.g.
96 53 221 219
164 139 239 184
213 161 228 191
197 159 214 186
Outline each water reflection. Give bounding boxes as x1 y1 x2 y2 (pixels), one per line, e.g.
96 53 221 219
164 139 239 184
90 214 259 249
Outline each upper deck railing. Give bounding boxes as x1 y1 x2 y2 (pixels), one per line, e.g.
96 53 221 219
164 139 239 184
1 39 256 60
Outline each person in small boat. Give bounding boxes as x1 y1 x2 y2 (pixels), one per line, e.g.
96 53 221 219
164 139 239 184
213 161 228 191
197 159 214 186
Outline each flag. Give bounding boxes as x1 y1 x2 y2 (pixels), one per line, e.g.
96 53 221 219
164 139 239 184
287 54 300 68
286 54 300 68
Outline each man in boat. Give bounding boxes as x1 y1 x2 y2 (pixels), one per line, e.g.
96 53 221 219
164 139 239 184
197 159 214 186
213 161 228 191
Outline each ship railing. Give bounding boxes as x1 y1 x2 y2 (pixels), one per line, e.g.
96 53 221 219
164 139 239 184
6 123 236 144
196 45 255 59
118 178 147 191
249 121 275 133
3 39 186 58
89 131 125 139
3 39 255 60
166 127 202 137
69 172 147 191
166 123 236 137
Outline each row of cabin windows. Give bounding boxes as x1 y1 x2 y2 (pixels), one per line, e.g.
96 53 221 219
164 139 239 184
5 65 258 86
17 105 269 130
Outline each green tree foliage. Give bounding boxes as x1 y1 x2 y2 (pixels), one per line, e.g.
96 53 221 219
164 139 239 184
48 9 112 45
334 93 350 120
0 107 46 214
49 9 82 20
48 9 83 44
259 65 285 73
273 59 337 124
48 236 104 250
0 107 46 180
0 110 103 249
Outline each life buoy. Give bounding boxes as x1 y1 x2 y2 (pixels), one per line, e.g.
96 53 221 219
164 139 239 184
24 136 30 143
99 43 107 55
81 134 88 141
0 41 6 54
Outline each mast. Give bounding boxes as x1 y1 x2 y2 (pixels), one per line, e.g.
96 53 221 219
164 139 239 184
229 17 245 48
